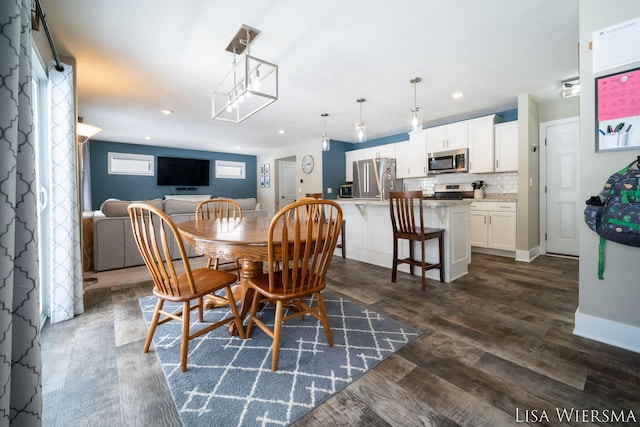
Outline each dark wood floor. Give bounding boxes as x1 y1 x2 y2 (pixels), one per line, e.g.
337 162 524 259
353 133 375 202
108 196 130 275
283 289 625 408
42 253 640 426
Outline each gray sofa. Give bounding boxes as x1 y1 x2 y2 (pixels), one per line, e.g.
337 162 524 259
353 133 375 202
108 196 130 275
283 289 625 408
92 197 267 272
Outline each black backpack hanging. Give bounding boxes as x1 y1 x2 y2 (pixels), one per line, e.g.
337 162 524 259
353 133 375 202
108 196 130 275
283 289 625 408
584 157 640 279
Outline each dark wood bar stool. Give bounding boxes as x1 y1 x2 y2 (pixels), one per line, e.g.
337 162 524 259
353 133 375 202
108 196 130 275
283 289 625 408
306 193 345 258
389 190 444 290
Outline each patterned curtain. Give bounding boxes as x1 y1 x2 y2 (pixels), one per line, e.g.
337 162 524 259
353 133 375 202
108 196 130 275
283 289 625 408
0 0 43 425
47 62 84 323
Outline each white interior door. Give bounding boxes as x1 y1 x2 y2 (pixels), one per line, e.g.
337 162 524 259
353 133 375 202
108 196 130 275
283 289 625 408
278 161 297 210
542 118 580 256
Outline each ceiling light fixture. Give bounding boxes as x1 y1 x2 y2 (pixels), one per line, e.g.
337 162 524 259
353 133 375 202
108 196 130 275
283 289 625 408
321 113 330 151
408 77 422 132
212 24 278 123
561 77 580 98
355 98 367 143
160 109 173 115
452 91 464 100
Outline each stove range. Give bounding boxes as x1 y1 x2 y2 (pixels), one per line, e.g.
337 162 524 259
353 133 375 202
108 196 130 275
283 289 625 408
424 183 474 200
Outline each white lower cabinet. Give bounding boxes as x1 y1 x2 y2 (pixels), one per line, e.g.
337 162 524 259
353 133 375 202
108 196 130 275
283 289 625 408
469 201 516 251
470 210 489 247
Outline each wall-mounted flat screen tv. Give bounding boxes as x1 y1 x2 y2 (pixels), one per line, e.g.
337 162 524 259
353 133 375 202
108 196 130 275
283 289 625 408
156 156 210 186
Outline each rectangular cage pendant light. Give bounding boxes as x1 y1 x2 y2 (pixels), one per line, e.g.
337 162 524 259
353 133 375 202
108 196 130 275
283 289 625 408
212 25 278 123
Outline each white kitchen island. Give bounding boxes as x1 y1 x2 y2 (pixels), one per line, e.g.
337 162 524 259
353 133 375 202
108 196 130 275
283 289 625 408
335 199 471 283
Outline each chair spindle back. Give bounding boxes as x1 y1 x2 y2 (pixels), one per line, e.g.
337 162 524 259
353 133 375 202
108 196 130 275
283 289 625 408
268 199 342 295
128 203 196 297
196 199 242 221
389 190 424 236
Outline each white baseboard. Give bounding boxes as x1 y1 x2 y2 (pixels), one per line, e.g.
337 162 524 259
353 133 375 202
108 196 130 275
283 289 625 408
515 246 540 262
471 247 515 258
574 308 640 354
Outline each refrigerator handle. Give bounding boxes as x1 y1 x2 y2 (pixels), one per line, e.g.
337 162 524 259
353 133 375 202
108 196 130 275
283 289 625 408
364 163 369 193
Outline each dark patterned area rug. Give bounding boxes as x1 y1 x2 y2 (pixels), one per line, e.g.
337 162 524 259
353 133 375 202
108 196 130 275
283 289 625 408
139 292 421 426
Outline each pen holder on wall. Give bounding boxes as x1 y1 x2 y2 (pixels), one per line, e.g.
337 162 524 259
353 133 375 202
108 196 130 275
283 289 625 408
601 133 628 149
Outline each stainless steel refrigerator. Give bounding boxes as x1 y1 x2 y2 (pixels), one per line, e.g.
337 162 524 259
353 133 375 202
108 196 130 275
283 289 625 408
352 158 402 200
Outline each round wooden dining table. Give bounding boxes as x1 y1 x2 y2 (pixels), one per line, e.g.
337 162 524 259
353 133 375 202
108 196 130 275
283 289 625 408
177 216 278 335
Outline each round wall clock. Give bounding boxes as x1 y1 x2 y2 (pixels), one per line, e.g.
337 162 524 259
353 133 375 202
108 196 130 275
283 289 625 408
301 154 314 174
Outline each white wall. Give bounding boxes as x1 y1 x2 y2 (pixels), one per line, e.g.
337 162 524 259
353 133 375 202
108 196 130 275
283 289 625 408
575 0 640 352
538 96 579 123
256 137 324 216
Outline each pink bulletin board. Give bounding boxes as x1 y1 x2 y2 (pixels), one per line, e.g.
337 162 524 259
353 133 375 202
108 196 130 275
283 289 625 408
595 67 640 152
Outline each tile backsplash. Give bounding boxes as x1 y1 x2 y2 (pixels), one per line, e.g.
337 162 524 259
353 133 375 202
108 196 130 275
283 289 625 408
403 172 518 194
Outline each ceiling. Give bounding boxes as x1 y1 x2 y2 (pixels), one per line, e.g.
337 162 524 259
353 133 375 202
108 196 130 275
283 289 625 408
41 0 579 156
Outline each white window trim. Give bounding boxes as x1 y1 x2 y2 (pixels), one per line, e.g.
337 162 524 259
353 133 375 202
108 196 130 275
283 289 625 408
215 160 246 179
108 152 154 176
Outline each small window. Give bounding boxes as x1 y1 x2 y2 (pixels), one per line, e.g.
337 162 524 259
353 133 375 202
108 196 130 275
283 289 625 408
215 160 246 179
108 152 154 176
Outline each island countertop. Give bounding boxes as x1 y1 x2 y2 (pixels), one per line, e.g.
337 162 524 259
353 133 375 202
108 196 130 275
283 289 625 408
333 198 471 283
336 198 472 207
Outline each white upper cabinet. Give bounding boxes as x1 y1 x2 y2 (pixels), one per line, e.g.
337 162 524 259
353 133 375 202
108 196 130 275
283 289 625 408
344 150 362 182
345 143 399 181
426 121 468 153
362 143 397 160
468 115 498 173
494 121 518 172
396 129 427 178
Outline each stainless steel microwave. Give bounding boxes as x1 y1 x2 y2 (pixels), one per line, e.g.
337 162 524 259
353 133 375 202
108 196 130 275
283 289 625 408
427 148 469 174
339 183 353 198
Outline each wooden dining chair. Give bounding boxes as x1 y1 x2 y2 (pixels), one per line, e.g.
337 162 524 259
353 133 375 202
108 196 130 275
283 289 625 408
305 193 346 258
245 198 343 371
128 202 244 372
389 190 445 290
196 199 242 275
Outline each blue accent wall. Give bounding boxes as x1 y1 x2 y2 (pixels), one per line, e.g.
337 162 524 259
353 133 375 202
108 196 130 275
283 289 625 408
347 132 411 150
89 140 257 210
321 140 351 199
497 108 518 122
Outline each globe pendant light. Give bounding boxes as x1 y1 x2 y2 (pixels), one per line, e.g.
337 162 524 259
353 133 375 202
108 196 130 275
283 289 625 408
355 98 367 143
321 113 330 151
408 77 422 132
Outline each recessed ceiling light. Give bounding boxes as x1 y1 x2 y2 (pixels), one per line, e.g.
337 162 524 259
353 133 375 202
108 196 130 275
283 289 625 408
144 136 152 140
452 92 464 99
278 129 286 135
160 109 173 115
